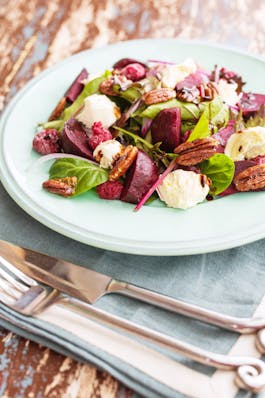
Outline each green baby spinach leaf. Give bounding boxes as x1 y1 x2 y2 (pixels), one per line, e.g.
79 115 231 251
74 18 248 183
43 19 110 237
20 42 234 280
139 99 201 120
188 97 229 142
49 158 109 196
200 153 235 195
187 112 210 141
114 86 142 103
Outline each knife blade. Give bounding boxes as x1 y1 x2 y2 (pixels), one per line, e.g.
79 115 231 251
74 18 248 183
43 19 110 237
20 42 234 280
0 239 250 334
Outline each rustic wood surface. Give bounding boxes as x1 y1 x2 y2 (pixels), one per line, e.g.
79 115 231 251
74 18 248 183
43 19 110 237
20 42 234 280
0 0 265 396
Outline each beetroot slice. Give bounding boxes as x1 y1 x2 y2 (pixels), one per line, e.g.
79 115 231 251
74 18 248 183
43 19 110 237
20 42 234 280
61 118 93 160
65 68 88 103
151 108 181 152
241 92 265 117
121 149 159 204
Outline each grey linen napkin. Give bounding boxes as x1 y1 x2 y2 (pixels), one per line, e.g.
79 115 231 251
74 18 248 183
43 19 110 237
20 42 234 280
0 180 265 398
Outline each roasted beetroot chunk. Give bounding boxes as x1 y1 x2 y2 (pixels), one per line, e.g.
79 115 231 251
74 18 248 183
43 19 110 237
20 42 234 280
121 149 159 204
241 92 265 117
65 68 88 103
96 180 123 200
151 108 181 152
61 118 93 160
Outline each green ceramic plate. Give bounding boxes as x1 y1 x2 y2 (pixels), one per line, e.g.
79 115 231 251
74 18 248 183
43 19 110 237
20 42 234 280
1 39 265 255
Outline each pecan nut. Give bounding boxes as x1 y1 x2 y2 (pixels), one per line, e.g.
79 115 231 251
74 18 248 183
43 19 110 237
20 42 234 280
142 88 176 105
109 145 138 181
234 165 265 191
99 78 118 96
174 137 219 166
198 82 219 101
42 176 77 197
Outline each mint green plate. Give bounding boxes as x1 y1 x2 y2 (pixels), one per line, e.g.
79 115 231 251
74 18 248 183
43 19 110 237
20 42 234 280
1 39 265 255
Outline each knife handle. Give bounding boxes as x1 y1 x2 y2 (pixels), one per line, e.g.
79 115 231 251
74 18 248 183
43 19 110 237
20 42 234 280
60 295 265 392
108 280 265 334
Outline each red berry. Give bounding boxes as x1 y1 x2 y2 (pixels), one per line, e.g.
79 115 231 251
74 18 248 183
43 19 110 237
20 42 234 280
33 129 61 155
88 121 112 150
96 180 123 200
122 63 146 82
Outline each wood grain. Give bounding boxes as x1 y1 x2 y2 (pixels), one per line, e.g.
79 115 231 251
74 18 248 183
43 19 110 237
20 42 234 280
0 0 265 396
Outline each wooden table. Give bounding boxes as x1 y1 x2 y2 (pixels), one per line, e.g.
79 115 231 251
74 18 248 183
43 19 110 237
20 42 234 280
1 0 265 396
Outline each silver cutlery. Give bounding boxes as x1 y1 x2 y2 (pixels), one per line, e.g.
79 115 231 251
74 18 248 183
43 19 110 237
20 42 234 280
0 245 265 392
1 239 265 351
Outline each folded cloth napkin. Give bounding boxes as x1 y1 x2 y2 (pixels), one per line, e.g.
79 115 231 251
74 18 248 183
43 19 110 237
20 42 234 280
1 181 265 398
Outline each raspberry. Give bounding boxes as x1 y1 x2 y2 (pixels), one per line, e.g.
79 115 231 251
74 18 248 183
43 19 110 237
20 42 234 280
88 121 112 150
33 129 61 155
122 63 146 82
96 180 123 200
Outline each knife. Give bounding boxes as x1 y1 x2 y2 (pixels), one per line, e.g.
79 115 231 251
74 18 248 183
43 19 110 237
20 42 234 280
0 238 261 334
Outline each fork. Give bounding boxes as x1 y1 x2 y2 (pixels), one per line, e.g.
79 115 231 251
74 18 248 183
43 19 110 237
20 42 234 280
0 262 265 392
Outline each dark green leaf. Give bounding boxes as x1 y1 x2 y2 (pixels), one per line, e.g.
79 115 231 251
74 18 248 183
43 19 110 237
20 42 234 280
188 97 229 142
49 158 109 196
139 99 201 120
199 154 235 195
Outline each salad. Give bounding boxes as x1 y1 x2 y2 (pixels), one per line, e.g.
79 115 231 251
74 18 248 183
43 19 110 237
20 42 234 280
33 57 265 210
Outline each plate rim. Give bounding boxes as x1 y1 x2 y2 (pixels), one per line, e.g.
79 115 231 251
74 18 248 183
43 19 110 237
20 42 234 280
1 38 265 256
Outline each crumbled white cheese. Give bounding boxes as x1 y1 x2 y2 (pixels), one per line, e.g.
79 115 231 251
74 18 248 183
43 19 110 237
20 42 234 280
157 169 209 209
160 58 197 89
216 79 241 107
93 139 123 169
225 126 265 161
76 94 121 129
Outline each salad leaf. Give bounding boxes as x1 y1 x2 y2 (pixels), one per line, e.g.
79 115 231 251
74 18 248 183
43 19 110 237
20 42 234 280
208 97 229 130
49 158 108 196
139 99 202 120
199 153 235 195
187 112 210 141
114 86 142 103
188 97 229 142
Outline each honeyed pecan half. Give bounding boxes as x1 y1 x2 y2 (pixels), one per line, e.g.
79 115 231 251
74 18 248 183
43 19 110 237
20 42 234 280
174 137 219 166
234 165 265 191
198 82 219 101
109 145 138 181
43 176 78 197
142 88 176 105
99 78 118 96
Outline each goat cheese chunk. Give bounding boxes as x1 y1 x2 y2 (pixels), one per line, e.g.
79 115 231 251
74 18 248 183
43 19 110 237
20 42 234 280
160 58 197 89
157 169 210 209
225 126 265 161
93 139 123 169
76 94 121 129
217 79 241 107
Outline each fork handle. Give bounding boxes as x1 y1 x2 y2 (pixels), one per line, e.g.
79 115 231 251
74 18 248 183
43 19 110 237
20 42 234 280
60 295 265 392
107 280 265 334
